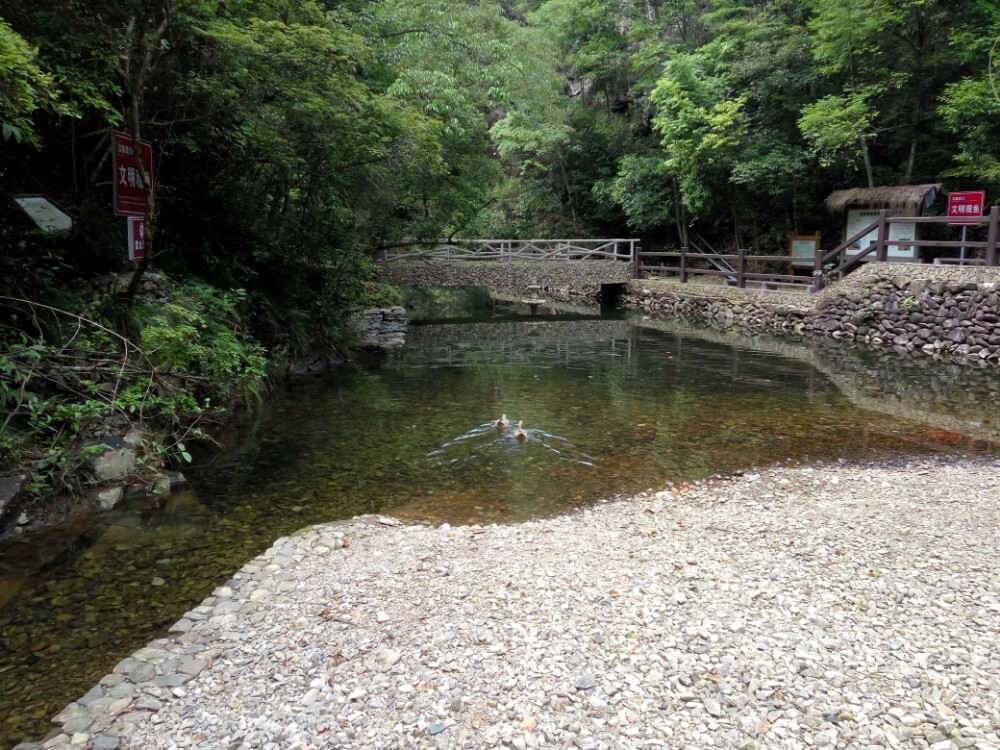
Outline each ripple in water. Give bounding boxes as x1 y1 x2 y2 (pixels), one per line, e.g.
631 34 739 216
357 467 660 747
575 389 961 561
428 420 596 468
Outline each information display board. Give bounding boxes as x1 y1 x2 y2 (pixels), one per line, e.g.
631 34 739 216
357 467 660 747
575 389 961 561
789 234 821 268
844 210 917 262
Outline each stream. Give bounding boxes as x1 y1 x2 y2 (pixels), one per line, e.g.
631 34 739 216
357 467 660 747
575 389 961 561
1 301 998 748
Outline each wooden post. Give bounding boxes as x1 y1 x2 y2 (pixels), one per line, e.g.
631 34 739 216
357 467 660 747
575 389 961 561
680 246 688 283
813 244 824 292
875 209 889 262
737 247 747 288
987 205 999 267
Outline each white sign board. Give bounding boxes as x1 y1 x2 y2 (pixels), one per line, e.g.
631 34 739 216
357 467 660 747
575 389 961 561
844 209 917 262
13 195 73 234
790 235 820 268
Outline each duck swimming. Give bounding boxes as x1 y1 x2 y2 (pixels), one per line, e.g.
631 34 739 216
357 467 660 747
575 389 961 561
495 414 510 431
514 420 527 442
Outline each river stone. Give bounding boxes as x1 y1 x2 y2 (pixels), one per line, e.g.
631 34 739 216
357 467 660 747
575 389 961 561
51 703 87 725
177 658 205 677
377 649 401 668
96 486 123 511
92 448 136 482
127 662 157 684
91 735 120 750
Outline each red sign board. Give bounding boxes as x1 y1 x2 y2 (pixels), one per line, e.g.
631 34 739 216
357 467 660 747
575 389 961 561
948 190 985 225
112 131 154 216
127 216 145 260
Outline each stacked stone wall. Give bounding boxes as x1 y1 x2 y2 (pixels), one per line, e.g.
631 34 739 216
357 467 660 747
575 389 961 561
625 263 1000 365
379 260 632 303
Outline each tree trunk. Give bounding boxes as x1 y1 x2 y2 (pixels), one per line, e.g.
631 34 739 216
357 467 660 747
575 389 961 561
731 198 743 251
672 179 688 247
123 7 171 301
904 132 918 185
558 155 577 226
903 4 928 184
860 134 875 189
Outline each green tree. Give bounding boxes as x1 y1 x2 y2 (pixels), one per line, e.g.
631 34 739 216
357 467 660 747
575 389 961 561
803 0 986 186
651 53 747 244
939 6 1000 185
0 18 69 146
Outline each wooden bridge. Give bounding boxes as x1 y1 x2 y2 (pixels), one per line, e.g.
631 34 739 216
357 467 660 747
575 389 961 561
383 238 640 264
380 239 639 293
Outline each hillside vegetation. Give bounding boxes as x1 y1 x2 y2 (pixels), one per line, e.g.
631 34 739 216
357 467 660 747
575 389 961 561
1 0 998 503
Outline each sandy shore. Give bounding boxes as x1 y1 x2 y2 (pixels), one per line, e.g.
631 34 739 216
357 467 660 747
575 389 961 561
24 457 1000 750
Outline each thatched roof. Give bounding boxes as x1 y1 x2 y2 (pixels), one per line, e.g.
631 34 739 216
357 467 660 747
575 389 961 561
825 184 942 213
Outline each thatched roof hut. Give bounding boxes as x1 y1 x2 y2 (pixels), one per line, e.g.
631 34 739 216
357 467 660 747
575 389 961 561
825 184 942 214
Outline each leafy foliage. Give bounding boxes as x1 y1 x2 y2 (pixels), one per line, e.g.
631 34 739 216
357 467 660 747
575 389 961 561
0 18 69 146
0 284 267 499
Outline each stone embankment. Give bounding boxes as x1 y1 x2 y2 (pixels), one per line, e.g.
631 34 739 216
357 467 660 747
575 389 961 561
25 457 1000 750
625 263 1000 365
380 260 633 304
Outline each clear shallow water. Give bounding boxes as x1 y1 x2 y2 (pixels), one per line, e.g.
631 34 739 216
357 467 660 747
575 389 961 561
1 312 998 747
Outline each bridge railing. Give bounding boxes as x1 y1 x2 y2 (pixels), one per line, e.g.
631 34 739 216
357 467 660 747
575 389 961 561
383 239 639 263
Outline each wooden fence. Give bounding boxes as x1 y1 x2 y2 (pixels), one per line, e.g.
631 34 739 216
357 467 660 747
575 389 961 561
637 247 816 290
383 239 639 263
813 207 999 288
638 206 1000 291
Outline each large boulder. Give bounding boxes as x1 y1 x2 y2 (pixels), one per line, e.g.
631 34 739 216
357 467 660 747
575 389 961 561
0 474 27 524
87 436 137 482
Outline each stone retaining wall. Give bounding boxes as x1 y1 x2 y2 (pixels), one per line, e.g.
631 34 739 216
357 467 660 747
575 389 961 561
380 260 632 303
625 263 1000 365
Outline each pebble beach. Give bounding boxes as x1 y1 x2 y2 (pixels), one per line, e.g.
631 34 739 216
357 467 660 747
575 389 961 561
24 457 1000 750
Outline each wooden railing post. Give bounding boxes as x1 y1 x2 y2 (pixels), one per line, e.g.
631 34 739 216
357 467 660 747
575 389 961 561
875 209 889 262
680 246 688 283
737 247 747 288
987 205 999 267
813 243 824 291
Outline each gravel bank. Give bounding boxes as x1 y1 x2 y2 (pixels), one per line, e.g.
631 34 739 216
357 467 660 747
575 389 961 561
32 457 1000 750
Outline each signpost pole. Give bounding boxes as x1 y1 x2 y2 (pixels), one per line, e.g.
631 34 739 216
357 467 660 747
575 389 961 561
948 191 986 266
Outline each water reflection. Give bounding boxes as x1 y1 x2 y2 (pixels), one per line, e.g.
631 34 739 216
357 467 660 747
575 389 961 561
1 314 999 748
